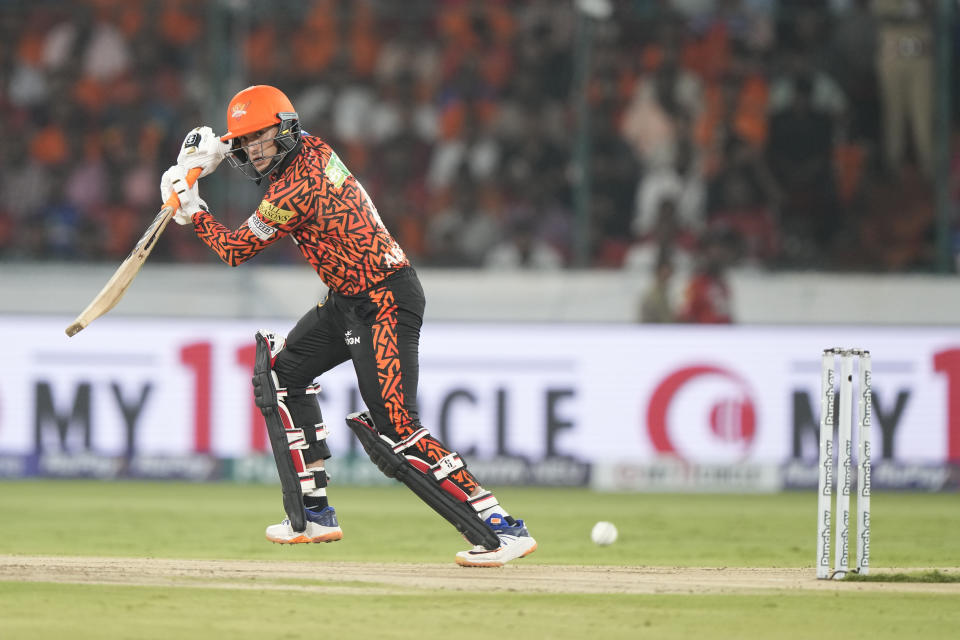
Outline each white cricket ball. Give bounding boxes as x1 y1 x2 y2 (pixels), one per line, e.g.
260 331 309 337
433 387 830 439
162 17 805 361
591 521 618 546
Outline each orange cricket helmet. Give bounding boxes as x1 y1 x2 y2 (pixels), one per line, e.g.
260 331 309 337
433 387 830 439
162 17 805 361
221 85 302 181
221 84 295 141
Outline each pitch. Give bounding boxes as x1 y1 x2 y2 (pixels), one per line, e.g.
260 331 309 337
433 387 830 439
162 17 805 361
3 555 958 595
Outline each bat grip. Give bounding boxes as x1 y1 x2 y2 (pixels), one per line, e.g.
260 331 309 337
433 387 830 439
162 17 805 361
163 166 204 210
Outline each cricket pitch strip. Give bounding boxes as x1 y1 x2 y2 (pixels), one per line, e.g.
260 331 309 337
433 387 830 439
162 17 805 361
1 555 958 595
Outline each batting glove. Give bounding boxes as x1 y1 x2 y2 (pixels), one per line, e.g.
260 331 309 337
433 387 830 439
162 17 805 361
161 164 208 225
177 125 231 178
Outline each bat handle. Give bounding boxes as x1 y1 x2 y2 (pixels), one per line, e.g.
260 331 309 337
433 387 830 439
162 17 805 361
162 166 204 210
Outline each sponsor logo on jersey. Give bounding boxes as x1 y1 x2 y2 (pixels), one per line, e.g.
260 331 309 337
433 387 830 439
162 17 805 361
257 200 295 225
324 151 351 188
344 330 360 346
246 214 276 240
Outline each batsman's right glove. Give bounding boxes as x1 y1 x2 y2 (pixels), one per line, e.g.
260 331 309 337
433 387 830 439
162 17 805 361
177 125 230 178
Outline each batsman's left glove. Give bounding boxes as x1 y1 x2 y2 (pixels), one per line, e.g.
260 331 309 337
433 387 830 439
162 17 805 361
161 164 208 225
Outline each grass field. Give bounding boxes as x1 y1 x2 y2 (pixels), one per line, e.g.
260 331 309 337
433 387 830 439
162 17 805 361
1 480 958 639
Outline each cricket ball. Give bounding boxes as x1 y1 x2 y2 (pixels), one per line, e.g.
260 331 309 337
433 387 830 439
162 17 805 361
591 521 618 546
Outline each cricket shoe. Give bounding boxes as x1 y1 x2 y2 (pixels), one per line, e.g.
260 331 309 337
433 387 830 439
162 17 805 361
265 506 343 544
455 514 537 567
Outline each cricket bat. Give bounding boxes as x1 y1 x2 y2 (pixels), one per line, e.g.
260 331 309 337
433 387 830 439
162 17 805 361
65 166 203 337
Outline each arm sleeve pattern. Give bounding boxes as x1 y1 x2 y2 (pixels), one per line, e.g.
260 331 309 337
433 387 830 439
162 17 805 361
193 208 292 267
193 185 312 267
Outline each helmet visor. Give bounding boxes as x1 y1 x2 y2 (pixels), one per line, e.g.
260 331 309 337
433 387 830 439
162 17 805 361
224 124 299 181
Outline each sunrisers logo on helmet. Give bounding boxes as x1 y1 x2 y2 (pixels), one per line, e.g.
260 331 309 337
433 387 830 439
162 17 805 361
231 101 250 120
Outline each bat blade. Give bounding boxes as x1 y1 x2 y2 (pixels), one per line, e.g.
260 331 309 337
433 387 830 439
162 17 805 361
65 205 176 337
65 166 203 337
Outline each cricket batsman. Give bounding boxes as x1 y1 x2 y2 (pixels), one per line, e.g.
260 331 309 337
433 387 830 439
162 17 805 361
160 85 536 567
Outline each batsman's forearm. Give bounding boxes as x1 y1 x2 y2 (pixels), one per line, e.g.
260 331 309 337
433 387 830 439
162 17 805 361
193 210 263 267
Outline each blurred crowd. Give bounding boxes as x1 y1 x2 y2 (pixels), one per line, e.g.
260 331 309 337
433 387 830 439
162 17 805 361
1 0 958 301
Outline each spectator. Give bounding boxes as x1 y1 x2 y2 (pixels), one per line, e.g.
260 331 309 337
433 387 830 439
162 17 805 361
437 0 515 92
631 112 706 238
0 2 952 274
621 34 704 170
707 169 780 267
767 48 848 122
678 229 738 324
859 164 935 270
0 209 12 258
514 1 574 102
695 46 770 180
638 251 678 323
427 84 501 193
828 0 879 143
624 196 697 275
873 0 935 178
766 75 837 266
591 101 641 247
484 217 563 270
424 176 499 267
497 88 568 203
3 144 52 223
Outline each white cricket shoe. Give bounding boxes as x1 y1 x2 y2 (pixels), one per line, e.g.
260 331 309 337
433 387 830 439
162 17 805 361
266 506 343 544
455 514 537 567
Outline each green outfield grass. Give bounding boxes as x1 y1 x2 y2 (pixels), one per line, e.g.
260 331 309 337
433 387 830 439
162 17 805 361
1 480 958 639
1 480 958 566
1 583 958 640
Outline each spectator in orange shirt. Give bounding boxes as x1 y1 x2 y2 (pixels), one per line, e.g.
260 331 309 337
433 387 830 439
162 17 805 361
678 229 738 324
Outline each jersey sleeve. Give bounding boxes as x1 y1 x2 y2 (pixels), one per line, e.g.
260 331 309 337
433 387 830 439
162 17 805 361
193 181 312 267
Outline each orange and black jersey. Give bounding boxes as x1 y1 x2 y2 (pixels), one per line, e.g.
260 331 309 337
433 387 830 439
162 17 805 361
193 135 409 295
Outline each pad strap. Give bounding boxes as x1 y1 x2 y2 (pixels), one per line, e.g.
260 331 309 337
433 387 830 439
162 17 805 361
276 382 322 401
299 468 329 493
468 490 499 514
431 453 465 480
286 423 329 449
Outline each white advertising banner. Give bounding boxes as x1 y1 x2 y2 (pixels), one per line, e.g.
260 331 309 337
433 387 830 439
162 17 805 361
1 317 959 478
